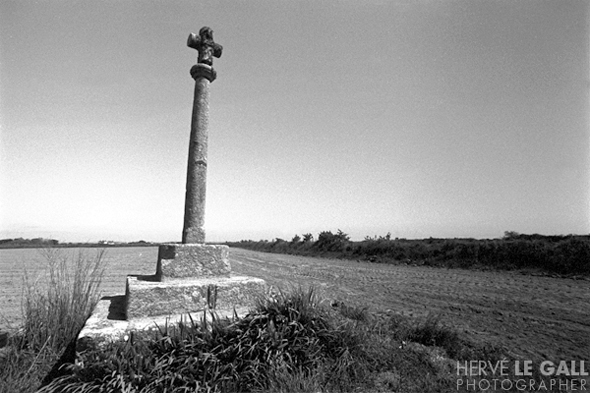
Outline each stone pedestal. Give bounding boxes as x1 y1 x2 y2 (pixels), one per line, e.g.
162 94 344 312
79 244 267 342
125 244 266 320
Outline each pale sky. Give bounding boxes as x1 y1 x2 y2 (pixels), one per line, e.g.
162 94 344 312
1 0 588 243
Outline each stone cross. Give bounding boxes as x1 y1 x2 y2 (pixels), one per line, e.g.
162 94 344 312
187 27 223 68
77 28 267 336
182 27 223 244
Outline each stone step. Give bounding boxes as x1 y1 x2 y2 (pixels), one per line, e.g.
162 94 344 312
126 275 266 319
78 295 252 343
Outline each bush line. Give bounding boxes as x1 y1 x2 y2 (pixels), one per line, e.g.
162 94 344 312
226 231 590 276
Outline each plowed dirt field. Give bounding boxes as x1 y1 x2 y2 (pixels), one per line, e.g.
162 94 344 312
1 247 588 361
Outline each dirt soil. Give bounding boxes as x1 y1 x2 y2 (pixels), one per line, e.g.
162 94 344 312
229 248 590 362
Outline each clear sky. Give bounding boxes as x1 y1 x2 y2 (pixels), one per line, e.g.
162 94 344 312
1 0 588 243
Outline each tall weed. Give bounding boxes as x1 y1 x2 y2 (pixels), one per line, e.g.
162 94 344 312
21 248 107 351
0 248 107 393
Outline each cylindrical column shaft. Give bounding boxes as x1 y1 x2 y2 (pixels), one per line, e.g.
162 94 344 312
182 76 210 243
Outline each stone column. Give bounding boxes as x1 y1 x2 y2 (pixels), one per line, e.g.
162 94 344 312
182 65 214 243
182 27 223 244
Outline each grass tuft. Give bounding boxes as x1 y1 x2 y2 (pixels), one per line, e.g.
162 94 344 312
21 248 107 351
0 248 107 393
409 314 462 357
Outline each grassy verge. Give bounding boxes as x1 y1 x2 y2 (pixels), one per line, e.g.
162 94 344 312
0 248 107 393
38 286 515 393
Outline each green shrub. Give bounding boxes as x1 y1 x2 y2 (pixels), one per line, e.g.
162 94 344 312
552 238 590 273
314 230 351 253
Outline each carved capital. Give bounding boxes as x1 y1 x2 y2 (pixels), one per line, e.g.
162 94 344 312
190 64 217 82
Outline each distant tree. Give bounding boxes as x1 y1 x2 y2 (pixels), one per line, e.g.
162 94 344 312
302 233 314 243
503 231 520 240
315 230 351 252
291 234 301 243
336 229 350 242
377 232 391 241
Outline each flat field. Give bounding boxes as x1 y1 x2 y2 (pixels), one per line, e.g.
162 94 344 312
1 246 588 361
0 247 156 331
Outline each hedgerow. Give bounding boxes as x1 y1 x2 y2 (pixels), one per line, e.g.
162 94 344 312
228 231 590 275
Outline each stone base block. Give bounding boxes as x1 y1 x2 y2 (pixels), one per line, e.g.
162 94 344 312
78 296 253 344
157 244 230 279
126 275 266 319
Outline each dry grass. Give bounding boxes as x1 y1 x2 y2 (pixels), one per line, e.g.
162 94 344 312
0 248 108 393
